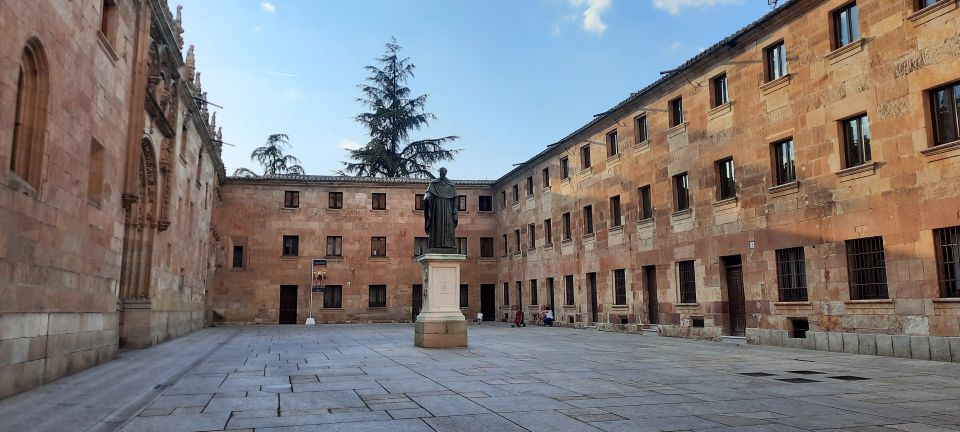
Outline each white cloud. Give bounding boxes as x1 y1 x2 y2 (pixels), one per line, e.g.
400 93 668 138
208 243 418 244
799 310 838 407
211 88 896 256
338 139 361 151
260 1 275 13
569 0 612 35
668 41 685 51
551 23 563 36
651 0 741 15
254 26 262 33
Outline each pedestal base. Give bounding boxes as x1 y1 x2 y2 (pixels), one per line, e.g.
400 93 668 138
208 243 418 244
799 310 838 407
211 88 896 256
414 253 468 348
414 319 467 348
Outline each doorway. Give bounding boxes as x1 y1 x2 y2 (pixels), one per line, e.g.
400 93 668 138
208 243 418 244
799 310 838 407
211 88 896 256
722 255 746 337
279 285 298 324
643 265 659 324
480 284 496 321
547 277 556 312
412 284 423 322
587 272 598 323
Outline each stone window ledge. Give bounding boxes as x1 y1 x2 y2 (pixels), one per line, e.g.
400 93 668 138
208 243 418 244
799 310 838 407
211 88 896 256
760 74 791 95
562 305 576 309
675 303 700 308
280 256 299 261
836 161 878 181
712 196 738 210
582 233 596 241
370 209 389 214
324 256 343 261
610 304 629 310
513 251 522 256
606 153 622 165
580 167 593 176
561 238 573 245
280 207 301 213
774 301 811 307
844 299 894 309
825 38 864 64
707 101 734 119
908 0 957 25
369 256 389 261
322 308 345 311
526 195 535 202
542 186 552 193
666 123 688 139
671 208 693 221
932 298 960 303
560 177 571 185
920 139 960 159
477 210 494 215
367 307 387 311
327 208 344 213
634 140 650 153
512 203 520 210
637 219 654 229
768 181 800 197
543 243 554 250
609 225 624 233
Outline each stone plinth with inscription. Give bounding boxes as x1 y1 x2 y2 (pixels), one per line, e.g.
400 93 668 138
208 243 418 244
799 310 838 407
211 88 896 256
415 254 468 348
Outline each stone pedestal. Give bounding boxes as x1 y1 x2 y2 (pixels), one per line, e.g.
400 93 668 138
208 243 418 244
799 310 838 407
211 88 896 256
415 253 468 348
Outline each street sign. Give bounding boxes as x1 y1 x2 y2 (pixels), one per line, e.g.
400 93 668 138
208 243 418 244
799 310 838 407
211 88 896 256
312 286 324 293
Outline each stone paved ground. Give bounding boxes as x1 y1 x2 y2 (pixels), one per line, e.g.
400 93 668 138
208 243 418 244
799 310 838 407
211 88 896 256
4 323 960 432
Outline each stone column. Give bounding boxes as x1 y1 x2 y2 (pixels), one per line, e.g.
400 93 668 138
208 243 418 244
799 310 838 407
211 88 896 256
415 253 467 348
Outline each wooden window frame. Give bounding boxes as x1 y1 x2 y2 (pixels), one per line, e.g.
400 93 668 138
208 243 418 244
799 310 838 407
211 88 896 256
323 285 343 308
368 285 387 308
771 138 796 186
282 235 299 257
673 173 690 211
326 236 343 257
480 237 494 257
765 40 788 82
328 192 343 209
711 73 728 107
560 157 570 179
371 236 387 257
582 205 594 235
283 190 300 208
841 113 872 168
776 247 808 301
580 145 592 169
669 97 684 127
372 193 387 210
715 158 736 200
638 185 653 220
609 195 622 227
929 82 960 146
606 130 619 157
564 275 575 306
635 115 648 143
832 2 860 50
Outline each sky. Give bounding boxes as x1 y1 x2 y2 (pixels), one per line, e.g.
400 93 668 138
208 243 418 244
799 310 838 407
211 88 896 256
179 0 774 180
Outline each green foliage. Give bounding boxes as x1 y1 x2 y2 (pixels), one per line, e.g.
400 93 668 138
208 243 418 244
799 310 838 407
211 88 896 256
341 38 459 178
232 134 305 177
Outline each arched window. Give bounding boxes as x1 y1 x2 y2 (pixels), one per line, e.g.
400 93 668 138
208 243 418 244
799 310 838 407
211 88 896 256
10 38 49 190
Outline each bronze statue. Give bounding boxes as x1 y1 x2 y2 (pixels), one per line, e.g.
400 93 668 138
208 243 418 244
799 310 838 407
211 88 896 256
423 167 459 253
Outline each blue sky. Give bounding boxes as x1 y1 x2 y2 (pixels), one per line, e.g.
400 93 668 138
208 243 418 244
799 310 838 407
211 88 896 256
179 0 773 179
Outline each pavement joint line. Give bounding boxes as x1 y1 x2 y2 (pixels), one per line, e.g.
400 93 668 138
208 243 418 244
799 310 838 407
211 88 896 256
84 328 241 432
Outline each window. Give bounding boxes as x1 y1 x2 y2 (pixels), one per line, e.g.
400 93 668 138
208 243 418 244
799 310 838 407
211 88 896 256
772 139 797 185
716 158 736 200
87 140 105 205
562 212 572 240
918 0 943 9
372 193 387 210
460 284 469 308
790 318 809 339
530 279 538 305
502 234 508 256
776 247 808 301
414 237 428 256
528 224 536 249
669 97 684 127
564 275 575 305
583 205 594 235
99 0 118 44
678 261 697 303
282 235 299 256
328 192 343 209
369 285 387 307
846 236 889 300
607 130 619 157
635 115 648 143
673 173 690 211
525 176 534 197
503 282 510 305
323 285 343 308
10 39 49 190
544 219 553 245
580 145 592 169
766 41 788 82
517 281 523 305
609 195 622 228
542 168 550 188
457 237 467 255
415 194 424 211
712 74 728 107
842 114 872 168
614 269 627 305
371 237 387 257
232 245 244 268
560 157 570 179
480 237 494 257
514 229 521 253
500 191 507 208
935 226 960 298
929 82 960 146
638 186 653 220
457 195 467 211
326 236 343 257
479 195 493 212
512 184 519 203
283 191 300 208
833 2 860 49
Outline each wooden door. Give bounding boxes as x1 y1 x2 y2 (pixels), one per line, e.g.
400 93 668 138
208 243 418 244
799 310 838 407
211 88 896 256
724 258 746 337
480 284 496 321
587 273 598 323
279 285 298 324
644 266 659 324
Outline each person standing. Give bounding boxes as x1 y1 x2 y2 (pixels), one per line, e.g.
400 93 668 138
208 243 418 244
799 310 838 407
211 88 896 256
476 311 483 326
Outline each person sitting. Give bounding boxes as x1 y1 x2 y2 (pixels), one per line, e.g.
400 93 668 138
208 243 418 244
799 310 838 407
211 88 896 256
512 309 525 328
544 307 554 327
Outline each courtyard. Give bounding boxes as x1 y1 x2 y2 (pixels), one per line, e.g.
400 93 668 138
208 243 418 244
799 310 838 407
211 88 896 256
2 324 960 432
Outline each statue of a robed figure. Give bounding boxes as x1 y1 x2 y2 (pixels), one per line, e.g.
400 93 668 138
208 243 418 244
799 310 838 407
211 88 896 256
423 167 459 254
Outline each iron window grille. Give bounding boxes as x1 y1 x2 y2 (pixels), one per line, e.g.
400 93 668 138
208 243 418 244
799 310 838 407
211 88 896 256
669 97 684 127
678 261 697 303
930 82 960 146
323 285 342 308
607 130 619 157
832 2 860 49
673 173 690 211
716 158 736 200
772 138 797 185
326 236 343 257
371 237 387 257
283 191 300 208
614 269 627 305
766 41 788 81
776 247 808 301
935 226 960 298
328 192 343 209
610 195 622 227
842 114 872 168
282 235 299 256
712 73 728 107
639 186 653 220
368 285 386 308
460 284 469 308
372 193 387 210
635 115 648 143
583 205 594 235
480 237 494 257
565 275 575 305
846 236 889 300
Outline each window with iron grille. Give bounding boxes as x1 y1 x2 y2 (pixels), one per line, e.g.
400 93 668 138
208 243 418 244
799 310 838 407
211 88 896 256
678 261 697 303
368 285 386 307
614 269 627 305
669 97 684 127
283 191 300 208
562 212 572 240
503 282 510 305
609 195 622 227
842 114 872 168
530 279 538 305
414 237 427 256
935 226 960 298
526 176 534 196
673 173 690 211
457 237 467 255
712 73 728 107
565 274 575 305
580 145 592 169
479 195 493 212
560 157 570 179
635 115 648 143
323 285 342 308
846 236 889 300
372 193 387 210
528 224 536 249
480 237 494 257
542 167 550 188
371 237 387 257
282 235 299 256
716 158 736 200
460 284 469 308
232 245 244 268
328 192 343 209
766 41 788 81
457 195 467 211
772 138 797 186
512 184 519 203
583 205 594 235
776 247 808 301
929 82 960 146
544 219 553 245
326 236 343 257
638 185 653 220
832 2 860 49
607 130 619 157
514 229 521 253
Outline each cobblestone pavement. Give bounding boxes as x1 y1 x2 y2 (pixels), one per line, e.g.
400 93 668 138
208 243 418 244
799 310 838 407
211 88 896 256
6 323 960 432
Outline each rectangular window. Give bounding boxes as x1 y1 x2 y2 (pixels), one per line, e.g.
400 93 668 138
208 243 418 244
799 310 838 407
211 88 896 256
460 284 469 308
369 285 387 308
842 114 872 168
560 157 570 179
457 195 467 211
669 97 684 127
372 193 387 210
512 184 519 203
583 205 594 235
638 185 653 220
609 195 622 227
635 115 648 143
457 237 467 255
328 192 343 209
479 195 493 212
716 158 736 200
833 2 860 49
614 269 627 305
371 237 387 257
516 281 522 305
528 224 536 249
562 212 572 240
542 167 550 188
530 279 538 305
283 190 300 208
673 173 690 211
766 41 788 81
503 282 510 306
100 0 118 43
480 237 494 257
776 247 808 301
326 236 343 257
580 145 591 169
678 261 697 304
500 191 507 208
502 234 508 256
87 140 105 205
323 285 343 308
415 194 424 211
514 229 521 253
929 82 960 146
544 219 553 245
712 73 728 107
935 226 960 298
525 176 534 197
232 245 244 268
564 275 575 305
282 235 299 256
846 236 889 300
772 139 797 186
414 237 428 256
918 0 940 10
606 130 619 157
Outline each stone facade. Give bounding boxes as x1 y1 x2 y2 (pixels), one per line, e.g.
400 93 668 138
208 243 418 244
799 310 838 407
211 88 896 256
0 0 224 399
